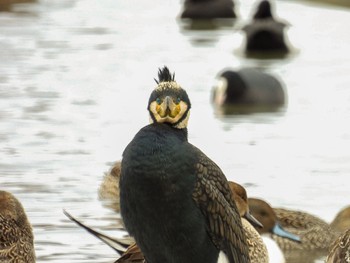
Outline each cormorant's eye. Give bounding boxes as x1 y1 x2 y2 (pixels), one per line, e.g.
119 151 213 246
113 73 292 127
176 97 181 104
156 98 161 105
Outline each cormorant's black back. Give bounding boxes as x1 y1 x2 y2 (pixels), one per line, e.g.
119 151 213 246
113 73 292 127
120 123 250 263
120 123 218 263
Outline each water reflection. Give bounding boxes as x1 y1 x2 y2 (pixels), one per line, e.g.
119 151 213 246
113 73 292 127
294 0 350 8
214 104 286 115
0 0 36 12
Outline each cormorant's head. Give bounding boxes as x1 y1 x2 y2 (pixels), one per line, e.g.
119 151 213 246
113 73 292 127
148 66 191 129
253 0 273 20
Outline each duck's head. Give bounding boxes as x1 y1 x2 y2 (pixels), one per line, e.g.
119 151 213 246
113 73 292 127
331 206 350 232
228 181 263 229
148 66 191 129
248 198 301 242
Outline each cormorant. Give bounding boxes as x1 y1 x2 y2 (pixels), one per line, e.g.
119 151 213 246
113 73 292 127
212 68 286 107
242 0 290 54
119 66 250 263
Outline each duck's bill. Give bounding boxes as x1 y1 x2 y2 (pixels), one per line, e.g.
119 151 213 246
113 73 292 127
272 223 301 243
244 211 263 229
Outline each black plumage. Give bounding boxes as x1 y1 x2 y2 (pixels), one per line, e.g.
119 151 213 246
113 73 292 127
120 67 250 263
253 0 273 20
243 0 289 54
154 67 175 84
180 0 236 19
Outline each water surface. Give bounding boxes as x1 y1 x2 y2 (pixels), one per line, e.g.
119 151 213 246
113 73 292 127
0 0 349 262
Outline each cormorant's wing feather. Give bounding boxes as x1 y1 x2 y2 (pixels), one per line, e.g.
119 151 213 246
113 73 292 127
191 147 250 263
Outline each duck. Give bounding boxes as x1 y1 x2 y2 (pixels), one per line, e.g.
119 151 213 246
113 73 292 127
0 0 36 11
248 198 301 245
242 0 290 54
326 228 350 263
66 181 265 263
180 0 236 19
330 206 350 233
0 190 36 263
248 198 341 262
119 66 250 263
274 206 340 250
98 161 122 212
212 68 286 110
248 198 302 263
229 182 268 263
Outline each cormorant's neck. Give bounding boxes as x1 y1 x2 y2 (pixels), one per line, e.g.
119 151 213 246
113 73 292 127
169 124 188 141
153 122 188 141
178 127 188 141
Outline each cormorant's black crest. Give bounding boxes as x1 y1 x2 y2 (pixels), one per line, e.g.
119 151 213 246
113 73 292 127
154 66 175 84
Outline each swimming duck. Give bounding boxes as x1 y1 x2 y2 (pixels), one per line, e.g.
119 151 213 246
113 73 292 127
98 161 122 212
248 198 301 245
248 198 341 262
326 228 350 263
66 181 265 263
248 198 303 263
180 0 236 19
0 190 36 263
120 66 250 263
212 68 286 109
274 207 339 251
242 0 289 54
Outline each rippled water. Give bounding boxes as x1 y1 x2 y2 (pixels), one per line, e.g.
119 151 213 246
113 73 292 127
0 0 349 262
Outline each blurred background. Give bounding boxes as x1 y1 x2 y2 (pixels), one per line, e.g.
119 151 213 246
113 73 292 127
0 0 349 262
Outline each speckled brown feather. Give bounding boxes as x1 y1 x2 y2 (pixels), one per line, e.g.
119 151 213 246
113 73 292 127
98 161 122 212
241 219 268 263
331 206 350 233
326 228 350 263
192 150 250 263
0 191 35 263
115 243 146 263
273 208 338 250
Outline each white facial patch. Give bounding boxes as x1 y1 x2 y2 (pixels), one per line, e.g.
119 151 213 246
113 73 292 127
214 77 228 106
174 110 190 129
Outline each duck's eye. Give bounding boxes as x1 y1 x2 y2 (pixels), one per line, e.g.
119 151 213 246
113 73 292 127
156 98 161 105
176 97 181 104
